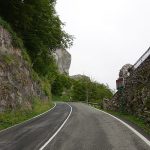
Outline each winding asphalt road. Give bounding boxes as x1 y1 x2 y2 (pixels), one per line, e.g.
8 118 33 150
0 102 149 150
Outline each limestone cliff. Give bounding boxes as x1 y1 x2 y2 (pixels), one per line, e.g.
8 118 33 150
53 49 71 74
0 26 50 112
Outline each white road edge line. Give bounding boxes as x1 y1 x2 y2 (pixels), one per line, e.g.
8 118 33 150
39 103 72 150
93 107 150 147
0 103 56 133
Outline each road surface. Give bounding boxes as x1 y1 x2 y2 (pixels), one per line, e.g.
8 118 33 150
0 102 149 150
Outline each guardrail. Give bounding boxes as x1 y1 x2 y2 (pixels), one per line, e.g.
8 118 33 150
133 47 150 70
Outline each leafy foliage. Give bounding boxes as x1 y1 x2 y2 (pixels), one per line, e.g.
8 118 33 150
71 78 88 101
0 1 112 105
0 17 23 48
0 0 73 76
52 74 113 103
51 74 72 96
71 77 113 103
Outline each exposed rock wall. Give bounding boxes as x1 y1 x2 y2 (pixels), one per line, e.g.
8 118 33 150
104 55 150 124
125 56 150 119
0 26 49 112
53 49 71 74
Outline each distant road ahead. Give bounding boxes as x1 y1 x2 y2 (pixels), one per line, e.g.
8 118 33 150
0 103 149 150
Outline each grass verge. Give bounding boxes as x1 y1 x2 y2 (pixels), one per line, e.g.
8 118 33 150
92 105 150 135
106 110 150 135
0 99 54 131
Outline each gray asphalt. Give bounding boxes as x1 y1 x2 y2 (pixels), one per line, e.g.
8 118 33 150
0 103 70 150
0 102 149 150
45 103 150 150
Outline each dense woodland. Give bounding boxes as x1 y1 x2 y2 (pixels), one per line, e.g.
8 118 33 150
0 0 113 103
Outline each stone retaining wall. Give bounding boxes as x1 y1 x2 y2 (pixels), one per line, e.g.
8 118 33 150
104 54 150 125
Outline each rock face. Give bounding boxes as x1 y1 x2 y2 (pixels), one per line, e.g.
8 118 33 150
103 51 150 126
53 49 71 74
119 64 133 78
0 26 49 112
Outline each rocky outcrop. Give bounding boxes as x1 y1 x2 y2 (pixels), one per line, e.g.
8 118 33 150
0 26 49 112
119 64 133 78
53 49 71 74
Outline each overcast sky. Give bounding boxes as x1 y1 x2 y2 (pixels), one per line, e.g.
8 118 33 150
56 0 150 90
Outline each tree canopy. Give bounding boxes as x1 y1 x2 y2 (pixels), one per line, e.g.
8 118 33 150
71 78 113 103
0 1 113 103
52 74 113 104
0 0 73 76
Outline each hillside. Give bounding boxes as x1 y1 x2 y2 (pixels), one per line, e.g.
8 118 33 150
0 1 113 130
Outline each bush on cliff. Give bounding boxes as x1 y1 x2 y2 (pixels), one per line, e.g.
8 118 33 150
0 0 73 77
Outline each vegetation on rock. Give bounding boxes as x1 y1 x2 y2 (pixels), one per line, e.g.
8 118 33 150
0 0 73 76
0 98 54 130
0 0 114 130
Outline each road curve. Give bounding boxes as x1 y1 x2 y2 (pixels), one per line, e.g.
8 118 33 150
0 103 71 150
0 102 149 150
45 103 150 150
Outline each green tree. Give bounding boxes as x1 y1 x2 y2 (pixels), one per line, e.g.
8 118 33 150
0 0 73 76
71 77 113 103
51 74 72 96
71 80 87 101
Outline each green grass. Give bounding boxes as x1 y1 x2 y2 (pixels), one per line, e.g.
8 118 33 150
107 111 150 134
2 54 15 65
0 98 54 131
41 78 52 99
93 106 150 135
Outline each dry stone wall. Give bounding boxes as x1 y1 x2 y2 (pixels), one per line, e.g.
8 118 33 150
104 55 150 125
